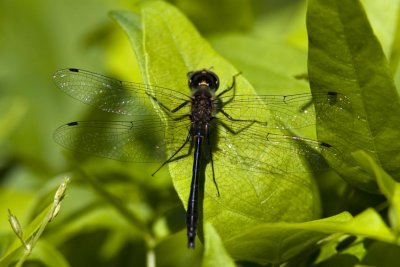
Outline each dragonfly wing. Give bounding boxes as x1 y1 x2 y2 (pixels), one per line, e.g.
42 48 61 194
54 116 193 163
213 121 343 177
54 119 168 162
53 68 191 117
220 92 352 129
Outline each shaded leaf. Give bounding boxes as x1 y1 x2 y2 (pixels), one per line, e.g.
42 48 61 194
172 0 253 34
361 241 400 267
307 0 400 192
315 235 365 264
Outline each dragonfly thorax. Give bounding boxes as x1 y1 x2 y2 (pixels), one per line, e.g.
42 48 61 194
190 89 215 136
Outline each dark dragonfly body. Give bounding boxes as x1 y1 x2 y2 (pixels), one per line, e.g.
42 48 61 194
186 70 220 248
53 68 351 248
150 69 231 247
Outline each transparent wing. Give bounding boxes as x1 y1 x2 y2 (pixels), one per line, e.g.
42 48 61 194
53 68 191 117
54 117 342 172
213 119 343 176
220 92 352 129
54 69 352 129
53 69 346 175
53 117 190 162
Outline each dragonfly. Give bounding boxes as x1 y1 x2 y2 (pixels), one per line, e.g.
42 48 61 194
53 68 351 248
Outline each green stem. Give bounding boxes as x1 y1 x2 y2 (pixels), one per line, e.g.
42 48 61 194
15 177 70 267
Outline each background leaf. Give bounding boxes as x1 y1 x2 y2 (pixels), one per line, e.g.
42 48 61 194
307 0 400 192
353 150 400 235
202 223 236 267
223 209 394 264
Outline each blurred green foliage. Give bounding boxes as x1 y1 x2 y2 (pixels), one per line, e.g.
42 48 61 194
0 0 400 266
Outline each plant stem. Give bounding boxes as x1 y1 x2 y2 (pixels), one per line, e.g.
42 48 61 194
15 177 70 267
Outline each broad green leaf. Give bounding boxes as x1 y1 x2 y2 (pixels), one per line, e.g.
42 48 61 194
112 0 319 252
155 230 203 267
353 150 400 235
145 0 319 234
209 1 309 96
316 235 366 264
109 10 146 83
202 223 236 267
307 0 400 192
223 212 351 264
211 35 310 95
223 209 394 264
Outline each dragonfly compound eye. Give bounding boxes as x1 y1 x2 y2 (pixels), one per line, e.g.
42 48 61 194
188 69 220 91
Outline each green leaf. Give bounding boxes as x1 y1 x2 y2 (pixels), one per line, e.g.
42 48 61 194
316 235 366 264
353 150 400 235
202 223 236 267
211 35 310 95
109 10 146 83
155 230 203 267
112 0 320 252
307 0 400 192
210 1 310 96
223 209 394 264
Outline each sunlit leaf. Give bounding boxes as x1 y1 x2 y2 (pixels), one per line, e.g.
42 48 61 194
353 150 400 235
202 223 236 267
224 209 394 264
112 1 320 252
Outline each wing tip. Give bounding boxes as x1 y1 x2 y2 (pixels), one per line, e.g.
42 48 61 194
67 121 79 126
53 68 80 81
320 142 332 148
68 68 79 73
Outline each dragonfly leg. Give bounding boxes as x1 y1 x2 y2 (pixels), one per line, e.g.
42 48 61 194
217 72 242 98
218 119 257 135
146 91 190 113
206 128 220 197
151 131 192 176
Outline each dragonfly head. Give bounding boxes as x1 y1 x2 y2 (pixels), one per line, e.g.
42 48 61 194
187 69 219 91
